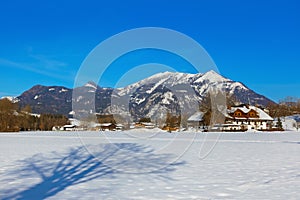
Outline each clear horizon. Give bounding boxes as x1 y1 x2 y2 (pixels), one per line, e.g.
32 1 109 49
0 0 299 102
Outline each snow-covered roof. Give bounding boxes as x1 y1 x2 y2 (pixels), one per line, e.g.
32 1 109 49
63 124 76 128
229 105 273 121
229 107 251 114
69 118 81 126
188 111 205 122
69 111 75 115
89 123 113 128
99 123 113 127
255 107 274 121
141 122 155 126
30 113 41 118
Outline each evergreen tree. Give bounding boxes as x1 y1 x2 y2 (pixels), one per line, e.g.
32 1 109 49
277 117 283 130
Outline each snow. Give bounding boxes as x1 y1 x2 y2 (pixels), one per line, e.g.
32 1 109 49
0 131 299 199
76 96 83 102
117 71 196 96
194 70 229 83
69 118 81 126
276 115 300 131
84 83 97 90
188 111 205 122
34 95 40 100
1 96 20 103
161 92 174 105
69 111 75 115
29 113 41 118
98 123 112 127
146 77 169 94
1 96 15 101
229 106 274 121
59 88 69 93
290 114 300 122
142 71 173 84
135 97 146 105
254 107 274 121
229 82 248 92
48 88 55 91
114 70 251 117
63 124 76 128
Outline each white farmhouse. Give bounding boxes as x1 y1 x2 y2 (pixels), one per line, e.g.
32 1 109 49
225 105 274 131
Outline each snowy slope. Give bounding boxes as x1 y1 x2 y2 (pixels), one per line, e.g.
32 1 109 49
0 131 299 199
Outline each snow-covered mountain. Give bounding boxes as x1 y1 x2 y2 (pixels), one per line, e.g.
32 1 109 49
108 70 273 120
15 70 274 119
0 96 20 103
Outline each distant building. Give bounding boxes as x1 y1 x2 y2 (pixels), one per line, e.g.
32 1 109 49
187 111 205 130
62 124 77 131
135 122 156 129
97 123 116 131
116 124 125 131
292 115 300 130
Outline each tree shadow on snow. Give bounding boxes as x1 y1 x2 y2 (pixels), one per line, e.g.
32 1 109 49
2 143 185 200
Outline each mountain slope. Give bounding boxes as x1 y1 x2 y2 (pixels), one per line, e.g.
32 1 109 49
110 70 274 119
18 85 72 115
16 71 275 119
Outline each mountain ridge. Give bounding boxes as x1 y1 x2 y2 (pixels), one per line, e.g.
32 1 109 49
14 70 275 118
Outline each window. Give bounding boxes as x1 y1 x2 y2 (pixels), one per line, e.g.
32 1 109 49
235 112 242 117
249 112 255 117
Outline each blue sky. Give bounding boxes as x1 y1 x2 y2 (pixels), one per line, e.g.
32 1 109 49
0 0 299 102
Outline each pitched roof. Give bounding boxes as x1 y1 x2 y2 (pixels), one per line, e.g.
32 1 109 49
228 105 273 121
188 111 205 122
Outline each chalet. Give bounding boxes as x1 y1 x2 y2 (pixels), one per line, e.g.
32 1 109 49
96 114 117 131
187 111 205 130
225 105 274 131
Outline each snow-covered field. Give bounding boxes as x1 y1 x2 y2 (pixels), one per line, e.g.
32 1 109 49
0 130 300 200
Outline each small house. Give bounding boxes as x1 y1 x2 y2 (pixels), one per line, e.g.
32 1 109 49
62 124 77 131
187 111 205 130
98 123 116 131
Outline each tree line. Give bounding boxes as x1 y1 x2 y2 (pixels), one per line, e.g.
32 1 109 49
0 98 69 132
